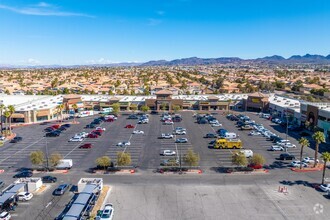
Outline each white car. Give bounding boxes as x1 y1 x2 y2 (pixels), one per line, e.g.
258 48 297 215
173 130 186 135
96 127 106 131
249 131 261 136
281 143 296 148
138 119 148 124
69 136 84 142
161 150 176 156
212 123 222 127
175 127 186 131
77 132 89 138
209 120 219 124
163 120 174 125
290 161 307 168
0 211 11 220
319 184 330 192
97 203 114 220
161 133 174 139
303 157 319 164
270 145 284 151
0 136 5 141
17 192 33 201
133 130 144 134
175 138 188 143
117 141 131 147
240 149 253 158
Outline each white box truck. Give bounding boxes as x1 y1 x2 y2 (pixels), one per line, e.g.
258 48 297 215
56 159 73 169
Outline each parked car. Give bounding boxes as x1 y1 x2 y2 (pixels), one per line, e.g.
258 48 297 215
290 161 308 168
133 130 144 134
319 184 330 192
125 124 135 128
127 114 138 119
79 143 93 149
42 176 57 183
62 124 71 128
299 131 310 137
175 138 188 143
211 122 222 127
163 120 174 125
13 171 32 178
150 110 159 115
303 157 319 164
204 133 218 138
138 119 149 124
174 127 186 131
77 132 89 138
117 141 131 147
58 126 67 131
279 153 295 160
45 132 60 137
96 203 114 220
269 145 284 151
85 124 96 129
249 131 261 136
161 133 174 139
17 192 33 201
69 136 84 142
0 211 11 220
88 133 99 138
241 125 253 130
92 131 102 136
0 180 4 188
54 184 69 195
173 130 186 135
96 127 106 131
161 150 176 156
44 127 55 132
10 136 23 143
280 143 296 148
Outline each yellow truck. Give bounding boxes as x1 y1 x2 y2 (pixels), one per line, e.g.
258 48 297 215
214 138 242 149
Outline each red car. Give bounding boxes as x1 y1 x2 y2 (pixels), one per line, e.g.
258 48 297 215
94 128 104 132
87 133 98 138
51 124 61 129
125 124 135 128
79 143 93 149
105 118 114 122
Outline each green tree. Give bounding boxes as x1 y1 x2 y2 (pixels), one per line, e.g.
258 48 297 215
116 151 132 166
112 103 120 115
130 104 138 112
312 131 325 167
183 148 200 167
172 105 181 113
249 154 266 167
49 152 63 167
298 138 310 169
321 152 330 184
0 104 5 132
161 102 167 112
7 105 15 134
95 156 111 170
140 105 150 113
30 151 45 167
232 152 248 167
3 110 10 137
108 90 114 95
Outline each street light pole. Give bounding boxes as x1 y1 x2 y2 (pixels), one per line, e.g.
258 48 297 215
45 139 49 171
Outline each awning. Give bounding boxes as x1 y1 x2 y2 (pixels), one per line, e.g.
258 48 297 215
11 113 25 118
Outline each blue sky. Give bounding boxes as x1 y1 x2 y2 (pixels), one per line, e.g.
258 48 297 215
0 0 329 65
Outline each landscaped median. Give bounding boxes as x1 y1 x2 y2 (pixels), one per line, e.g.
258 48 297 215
218 166 269 174
90 167 137 175
155 167 203 174
291 164 324 172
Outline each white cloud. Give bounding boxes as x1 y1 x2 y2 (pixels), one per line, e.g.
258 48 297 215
0 3 93 17
147 18 162 26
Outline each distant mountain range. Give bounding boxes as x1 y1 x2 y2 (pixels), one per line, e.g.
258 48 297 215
141 54 330 66
1 54 330 69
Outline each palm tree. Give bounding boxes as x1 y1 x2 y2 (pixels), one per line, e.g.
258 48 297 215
3 110 10 137
0 104 5 132
298 137 310 169
7 105 15 134
71 104 78 123
312 131 326 167
321 152 330 184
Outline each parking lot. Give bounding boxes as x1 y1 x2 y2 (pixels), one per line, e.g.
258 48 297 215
0 110 327 174
1 110 329 220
